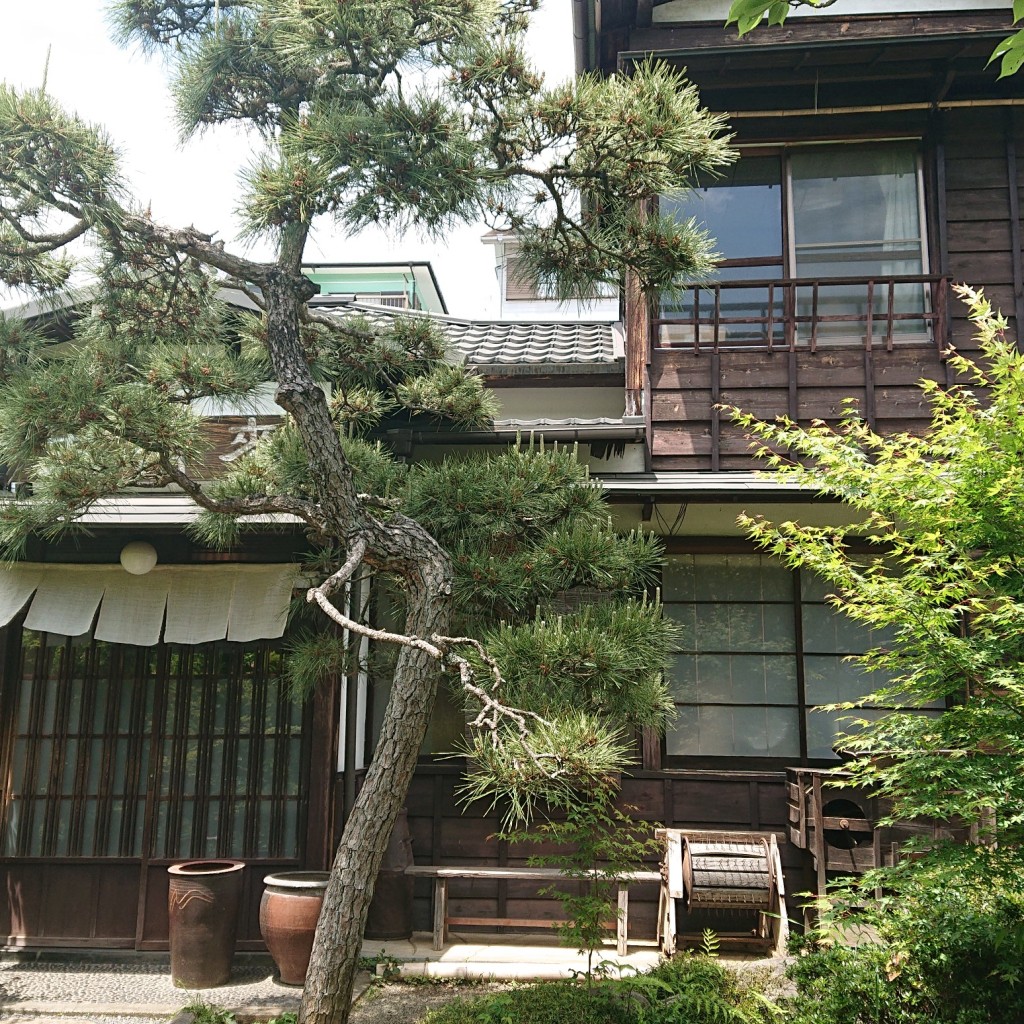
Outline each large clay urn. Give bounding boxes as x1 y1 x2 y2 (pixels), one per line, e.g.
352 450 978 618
260 871 330 985
167 859 245 988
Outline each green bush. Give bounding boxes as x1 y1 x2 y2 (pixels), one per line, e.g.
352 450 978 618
420 980 635 1024
420 954 776 1024
785 940 924 1024
786 866 1024 1024
633 954 775 1023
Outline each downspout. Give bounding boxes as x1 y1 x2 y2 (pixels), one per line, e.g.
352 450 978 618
572 0 593 76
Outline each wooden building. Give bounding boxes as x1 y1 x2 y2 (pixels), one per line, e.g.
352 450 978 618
4 2 1023 951
0 264 648 948
548 0 1023 941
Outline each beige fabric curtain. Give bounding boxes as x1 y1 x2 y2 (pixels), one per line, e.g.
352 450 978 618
0 562 299 646
163 567 237 644
0 565 43 627
95 571 170 646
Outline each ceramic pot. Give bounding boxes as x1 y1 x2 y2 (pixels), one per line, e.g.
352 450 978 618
167 859 245 989
260 871 330 986
364 807 414 940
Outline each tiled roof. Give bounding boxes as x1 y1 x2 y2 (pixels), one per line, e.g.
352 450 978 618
307 298 620 367
446 320 617 365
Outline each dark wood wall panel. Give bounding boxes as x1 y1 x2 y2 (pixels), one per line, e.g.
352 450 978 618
2 863 138 947
945 157 1008 190
950 252 1014 287
946 188 1012 221
400 765 806 940
650 346 949 472
943 110 1020 346
948 220 1014 253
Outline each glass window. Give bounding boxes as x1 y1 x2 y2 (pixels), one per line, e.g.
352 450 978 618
660 144 929 347
790 145 927 341
663 158 784 263
661 157 785 346
663 555 933 763
665 554 801 759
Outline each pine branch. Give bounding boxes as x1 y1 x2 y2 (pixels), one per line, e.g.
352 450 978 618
158 452 330 531
0 207 91 251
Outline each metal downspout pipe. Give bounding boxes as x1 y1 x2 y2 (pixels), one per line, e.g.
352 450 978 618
573 0 593 76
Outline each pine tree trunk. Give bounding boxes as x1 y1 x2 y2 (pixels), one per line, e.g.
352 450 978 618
298 563 452 1024
257 253 456 1024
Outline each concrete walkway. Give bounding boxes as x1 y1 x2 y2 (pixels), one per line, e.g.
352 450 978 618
0 933 663 1023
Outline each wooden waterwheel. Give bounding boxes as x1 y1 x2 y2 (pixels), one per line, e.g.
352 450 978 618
656 829 789 956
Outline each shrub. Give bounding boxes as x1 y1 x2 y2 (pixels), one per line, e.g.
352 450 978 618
785 939 925 1024
786 860 1024 1024
420 980 635 1024
628 953 779 1024
421 954 777 1024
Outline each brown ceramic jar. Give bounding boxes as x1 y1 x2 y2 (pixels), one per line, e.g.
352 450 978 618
260 871 330 985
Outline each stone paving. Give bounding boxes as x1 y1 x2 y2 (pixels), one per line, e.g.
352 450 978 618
0 954 301 1024
0 933 670 1024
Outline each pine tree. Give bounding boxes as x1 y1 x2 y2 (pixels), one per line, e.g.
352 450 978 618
0 4 732 1022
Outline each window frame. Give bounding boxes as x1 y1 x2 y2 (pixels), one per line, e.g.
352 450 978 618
660 549 942 770
659 139 935 350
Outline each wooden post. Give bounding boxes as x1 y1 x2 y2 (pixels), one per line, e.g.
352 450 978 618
433 877 448 951
811 774 827 899
617 885 629 956
624 268 649 419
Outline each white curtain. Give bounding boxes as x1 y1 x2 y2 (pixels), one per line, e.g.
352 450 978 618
0 562 299 646
790 144 925 339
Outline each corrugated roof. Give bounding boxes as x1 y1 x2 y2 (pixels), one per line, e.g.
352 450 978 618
2 473 816 528
57 494 300 525
307 298 620 367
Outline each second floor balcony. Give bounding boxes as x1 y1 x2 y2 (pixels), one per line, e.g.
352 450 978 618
655 273 950 355
647 273 957 474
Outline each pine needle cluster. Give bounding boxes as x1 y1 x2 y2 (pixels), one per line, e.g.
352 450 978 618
0 260 273 556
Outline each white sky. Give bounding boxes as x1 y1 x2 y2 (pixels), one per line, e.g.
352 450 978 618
0 1 576 318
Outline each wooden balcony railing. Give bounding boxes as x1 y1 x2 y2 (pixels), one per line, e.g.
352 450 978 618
654 274 950 355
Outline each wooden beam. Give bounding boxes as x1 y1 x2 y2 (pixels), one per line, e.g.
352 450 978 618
626 13 1016 55
625 269 649 418
710 350 721 472
1004 109 1024 349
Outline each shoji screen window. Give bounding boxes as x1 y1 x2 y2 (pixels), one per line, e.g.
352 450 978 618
664 554 800 758
799 570 942 758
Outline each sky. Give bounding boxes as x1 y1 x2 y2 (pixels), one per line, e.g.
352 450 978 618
0 1 576 318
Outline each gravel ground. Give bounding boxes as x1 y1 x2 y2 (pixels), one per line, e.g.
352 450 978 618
349 981 510 1024
0 955 793 1024
0 955 298 1024
0 976 504 1024
0 955 498 1024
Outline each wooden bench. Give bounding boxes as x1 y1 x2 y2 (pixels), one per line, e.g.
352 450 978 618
405 865 661 953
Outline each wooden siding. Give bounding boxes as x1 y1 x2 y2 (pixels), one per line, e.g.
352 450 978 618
0 629 323 950
646 110 1017 473
650 344 956 472
0 858 296 949
944 108 1024 347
